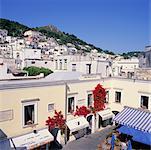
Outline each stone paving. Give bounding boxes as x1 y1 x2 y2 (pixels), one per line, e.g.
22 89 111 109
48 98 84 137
62 126 115 150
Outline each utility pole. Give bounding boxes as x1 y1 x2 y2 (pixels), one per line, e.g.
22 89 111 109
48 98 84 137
64 82 68 144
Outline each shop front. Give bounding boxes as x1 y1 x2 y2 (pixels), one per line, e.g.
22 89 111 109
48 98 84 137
97 109 113 128
86 114 93 134
66 116 89 141
10 128 54 150
113 106 151 147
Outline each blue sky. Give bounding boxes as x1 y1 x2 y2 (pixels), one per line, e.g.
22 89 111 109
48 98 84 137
0 0 150 53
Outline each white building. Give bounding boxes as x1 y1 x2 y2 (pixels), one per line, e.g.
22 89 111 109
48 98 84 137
24 30 42 38
0 57 8 79
25 59 54 70
5 36 12 43
52 45 68 56
0 43 13 58
0 57 17 80
24 30 46 49
10 38 25 51
139 46 151 68
13 48 42 69
0 29 8 43
112 58 139 77
54 54 110 77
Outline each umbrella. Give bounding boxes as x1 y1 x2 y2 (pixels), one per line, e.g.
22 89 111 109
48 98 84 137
127 140 132 150
111 134 115 150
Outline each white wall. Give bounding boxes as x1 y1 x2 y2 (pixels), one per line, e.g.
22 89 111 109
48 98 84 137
23 48 41 60
25 60 54 70
54 55 109 76
112 58 139 76
13 48 42 69
0 59 8 79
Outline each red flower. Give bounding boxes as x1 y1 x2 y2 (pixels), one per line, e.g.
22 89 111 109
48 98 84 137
92 84 106 113
46 110 66 131
74 84 106 116
74 106 91 117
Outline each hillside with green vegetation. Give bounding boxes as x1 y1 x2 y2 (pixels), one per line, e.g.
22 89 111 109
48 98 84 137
0 18 142 57
121 51 142 59
35 26 105 53
0 18 30 37
0 18 109 53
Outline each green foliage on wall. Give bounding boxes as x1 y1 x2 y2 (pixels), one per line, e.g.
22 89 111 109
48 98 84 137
23 66 53 77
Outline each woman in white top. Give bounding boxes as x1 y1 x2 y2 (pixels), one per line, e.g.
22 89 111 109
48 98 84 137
120 142 127 150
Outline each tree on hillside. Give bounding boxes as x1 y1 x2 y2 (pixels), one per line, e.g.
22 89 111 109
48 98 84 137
0 18 30 37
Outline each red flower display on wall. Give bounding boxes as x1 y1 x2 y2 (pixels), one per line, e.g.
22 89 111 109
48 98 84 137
92 84 106 113
74 84 106 117
74 106 91 117
46 110 66 131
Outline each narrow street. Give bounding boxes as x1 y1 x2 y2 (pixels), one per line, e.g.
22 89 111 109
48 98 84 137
63 126 115 150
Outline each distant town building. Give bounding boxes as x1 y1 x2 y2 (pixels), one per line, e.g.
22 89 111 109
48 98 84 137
0 29 8 43
13 48 42 69
139 46 151 68
54 54 110 76
112 58 139 78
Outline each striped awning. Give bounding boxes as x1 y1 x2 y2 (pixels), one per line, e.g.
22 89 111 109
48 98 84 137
113 106 151 133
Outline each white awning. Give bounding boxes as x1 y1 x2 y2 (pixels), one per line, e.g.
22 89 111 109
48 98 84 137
66 116 89 133
10 128 54 149
98 109 113 121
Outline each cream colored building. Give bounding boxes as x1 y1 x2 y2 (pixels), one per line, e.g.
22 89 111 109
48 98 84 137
0 81 65 138
0 75 151 147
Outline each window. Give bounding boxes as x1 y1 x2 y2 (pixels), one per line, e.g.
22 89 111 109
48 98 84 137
31 61 35 64
87 94 93 107
86 64 91 74
64 59 67 70
48 103 55 112
23 102 37 126
59 60 62 70
55 60 58 70
105 91 109 103
115 91 121 103
45 61 47 64
24 105 34 125
72 64 76 71
16 52 20 58
68 97 75 113
141 96 149 109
